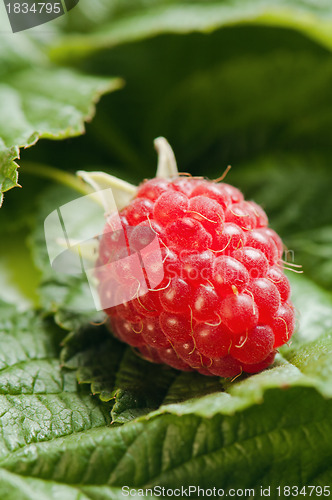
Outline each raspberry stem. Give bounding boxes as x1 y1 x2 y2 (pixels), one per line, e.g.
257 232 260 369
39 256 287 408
22 161 91 195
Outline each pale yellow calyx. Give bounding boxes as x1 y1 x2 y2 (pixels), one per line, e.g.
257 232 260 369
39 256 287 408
76 170 137 212
76 137 179 213
154 137 178 179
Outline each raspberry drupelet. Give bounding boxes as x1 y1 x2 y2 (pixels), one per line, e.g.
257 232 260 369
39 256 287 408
91 138 296 377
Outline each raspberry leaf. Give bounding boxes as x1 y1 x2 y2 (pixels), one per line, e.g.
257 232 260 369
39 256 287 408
52 0 332 59
1 386 332 493
48 31 332 180
0 470 127 500
0 302 117 495
0 24 122 206
60 324 223 423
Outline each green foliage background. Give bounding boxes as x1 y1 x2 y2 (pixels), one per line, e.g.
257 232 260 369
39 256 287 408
0 1 332 498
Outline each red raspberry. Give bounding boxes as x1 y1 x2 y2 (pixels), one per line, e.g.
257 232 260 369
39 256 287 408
95 142 296 377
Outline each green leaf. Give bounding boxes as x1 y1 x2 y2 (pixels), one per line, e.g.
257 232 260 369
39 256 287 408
52 0 332 59
0 464 132 500
51 25 332 182
0 307 112 446
0 304 115 493
61 325 127 402
0 28 122 205
1 387 332 492
287 227 332 290
61 324 222 423
0 469 89 500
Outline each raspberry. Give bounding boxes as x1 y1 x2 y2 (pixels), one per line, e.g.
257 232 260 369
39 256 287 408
94 138 296 377
211 255 249 296
153 191 188 224
211 222 244 253
230 325 274 364
219 293 259 334
193 323 232 358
